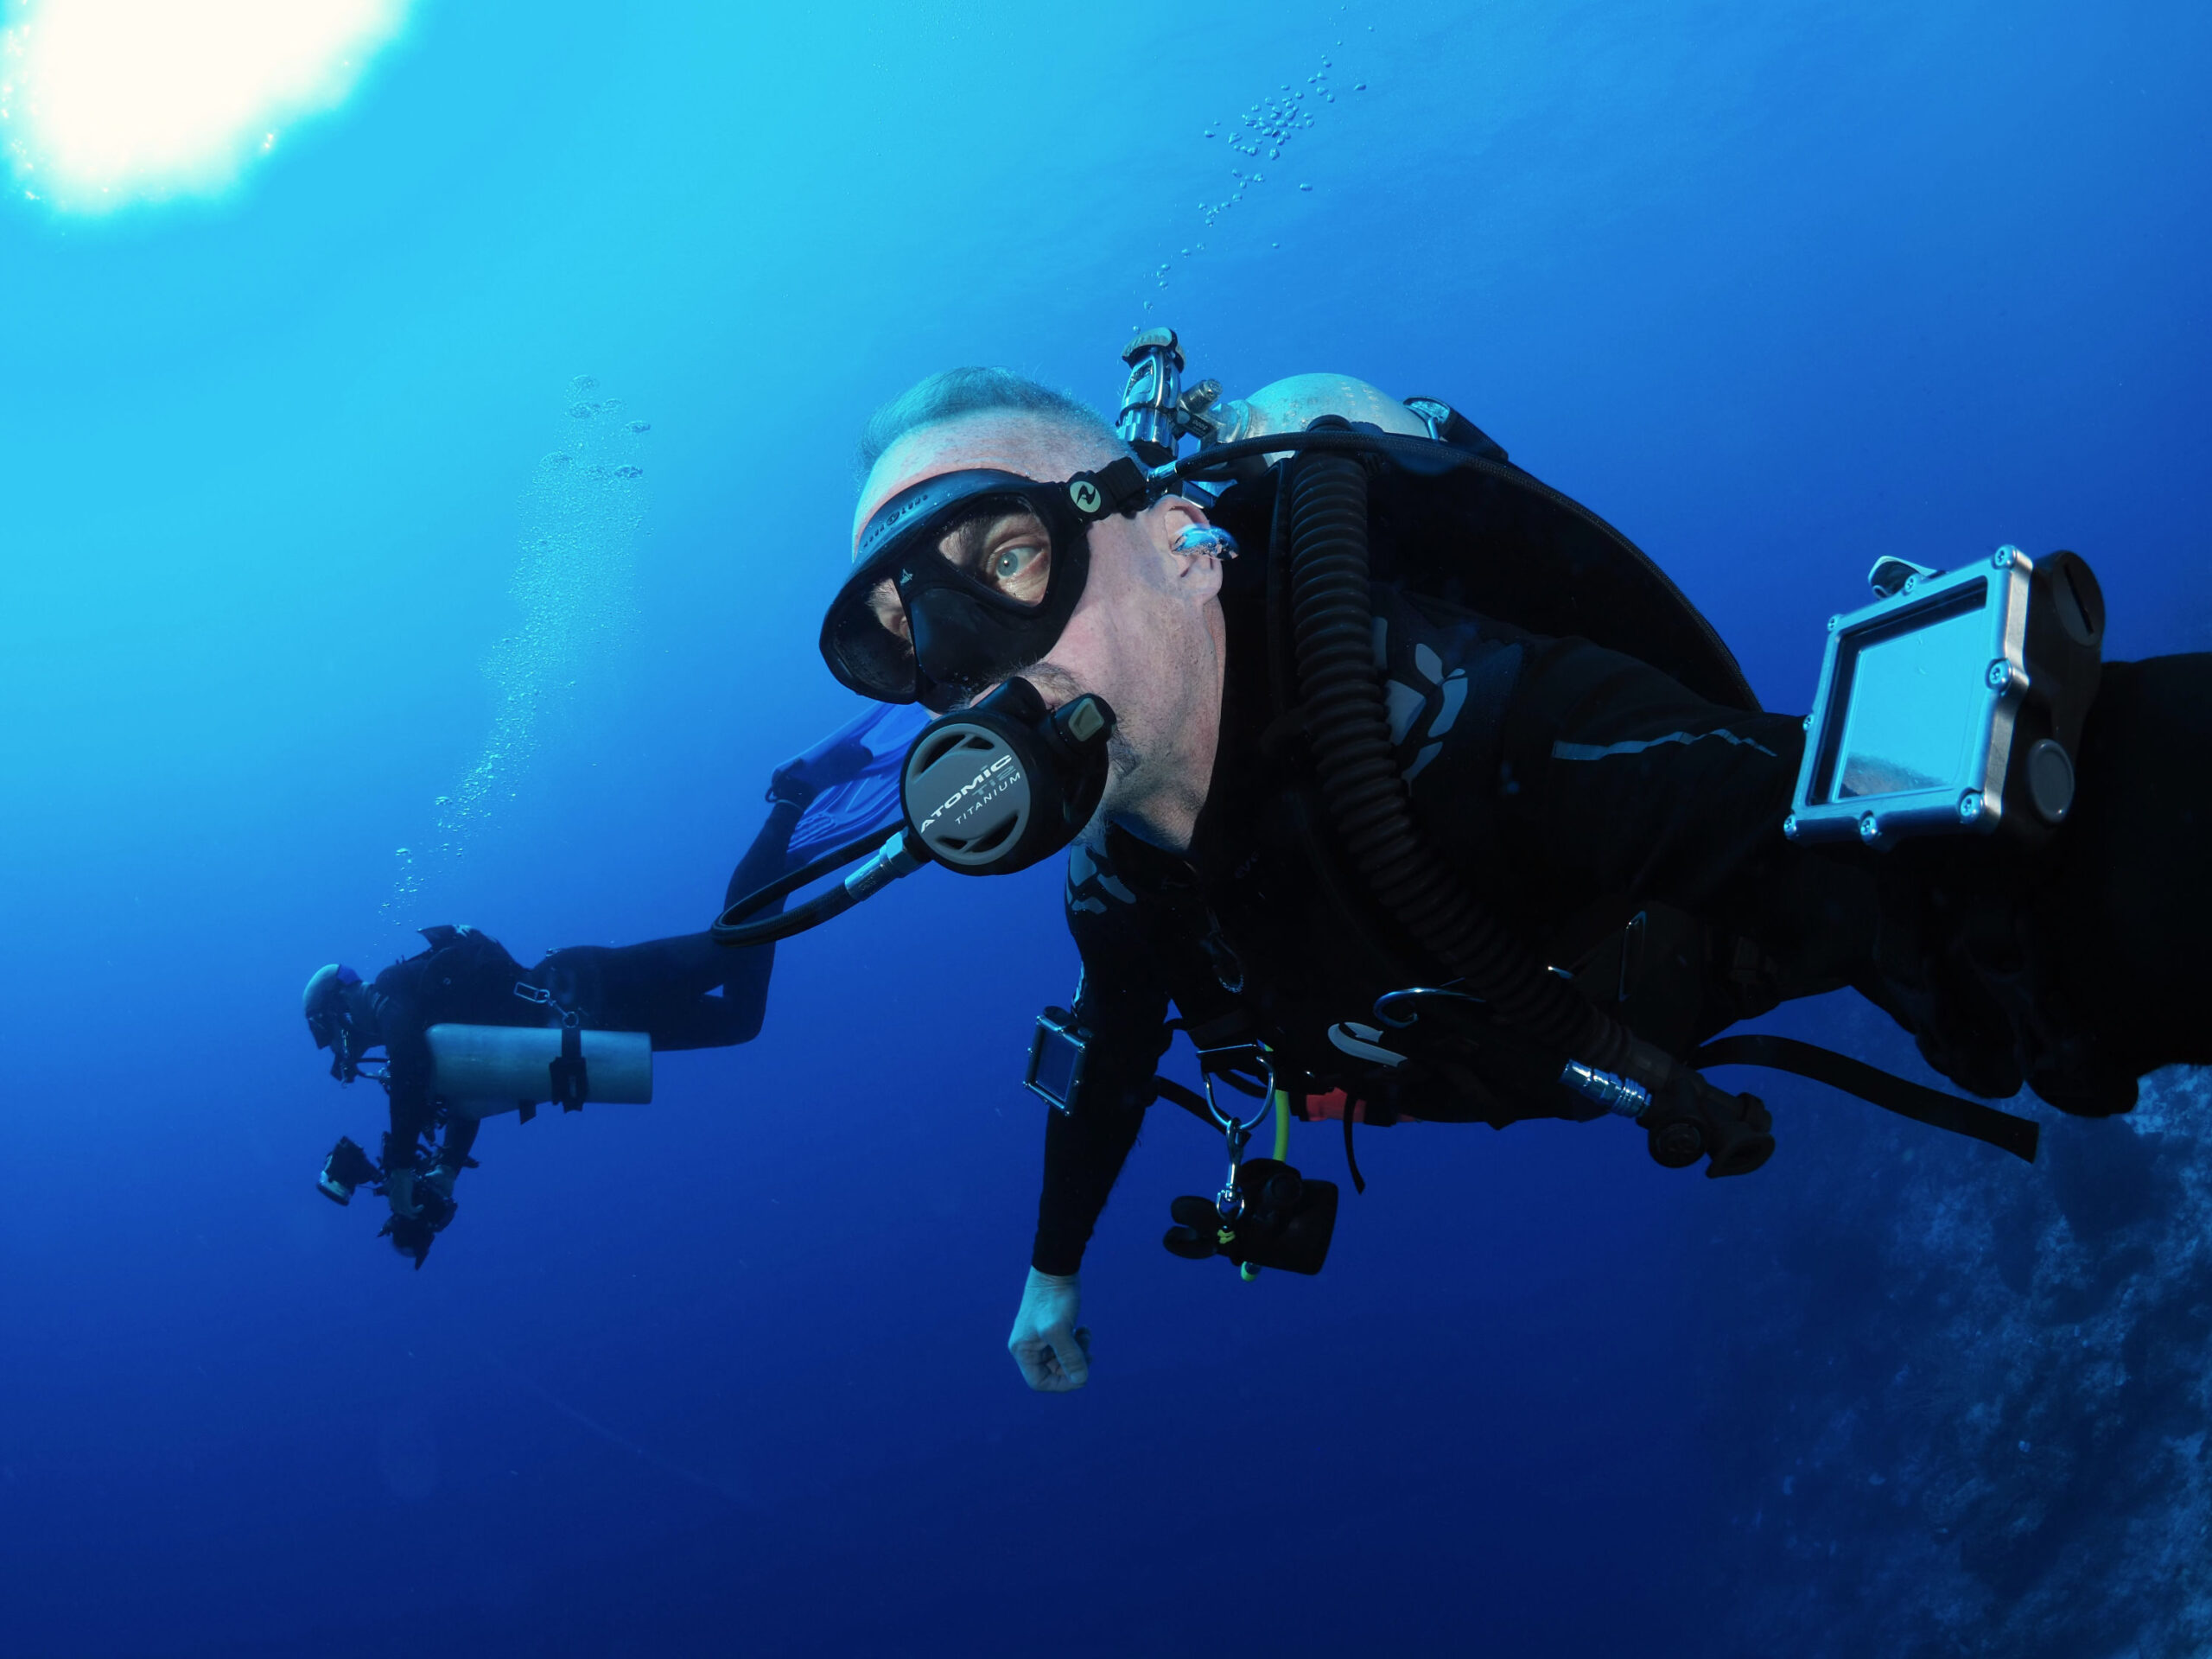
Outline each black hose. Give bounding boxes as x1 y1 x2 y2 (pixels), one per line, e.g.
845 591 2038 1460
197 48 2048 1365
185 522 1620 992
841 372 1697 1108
1283 435 1631 1071
710 823 904 948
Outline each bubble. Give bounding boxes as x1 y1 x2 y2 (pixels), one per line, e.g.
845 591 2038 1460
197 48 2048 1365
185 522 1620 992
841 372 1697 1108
390 378 650 919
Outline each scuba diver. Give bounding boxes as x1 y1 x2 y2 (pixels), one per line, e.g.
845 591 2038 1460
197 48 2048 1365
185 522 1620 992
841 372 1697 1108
303 704 925 1267
730 334 2209 1392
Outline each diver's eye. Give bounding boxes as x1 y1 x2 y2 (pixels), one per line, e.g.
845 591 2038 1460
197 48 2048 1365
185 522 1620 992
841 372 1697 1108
937 506 1053 607
972 513 1052 606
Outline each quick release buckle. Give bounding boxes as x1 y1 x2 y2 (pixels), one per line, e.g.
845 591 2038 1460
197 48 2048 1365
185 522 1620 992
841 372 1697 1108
1025 1007 1092 1114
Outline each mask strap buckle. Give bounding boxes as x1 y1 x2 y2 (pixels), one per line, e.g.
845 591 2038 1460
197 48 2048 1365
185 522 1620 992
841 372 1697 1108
1065 456 1161 523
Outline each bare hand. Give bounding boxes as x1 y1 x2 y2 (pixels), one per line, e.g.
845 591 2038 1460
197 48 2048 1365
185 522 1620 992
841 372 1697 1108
1007 1268 1091 1391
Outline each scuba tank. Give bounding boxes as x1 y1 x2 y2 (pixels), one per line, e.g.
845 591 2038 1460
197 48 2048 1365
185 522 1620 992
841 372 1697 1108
424 1023 652 1116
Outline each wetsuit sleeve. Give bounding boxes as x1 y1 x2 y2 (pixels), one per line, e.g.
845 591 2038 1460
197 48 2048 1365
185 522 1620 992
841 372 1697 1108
532 798 808 1052
1386 594 1876 997
1031 842 1174 1276
370 966 436 1160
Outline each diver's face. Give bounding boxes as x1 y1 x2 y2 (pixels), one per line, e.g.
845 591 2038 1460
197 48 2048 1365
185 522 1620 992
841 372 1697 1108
855 415 1225 842
308 983 381 1081
312 1011 358 1081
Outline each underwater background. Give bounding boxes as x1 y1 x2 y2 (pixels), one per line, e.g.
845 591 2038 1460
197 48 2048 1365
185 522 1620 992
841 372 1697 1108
3 1 2209 1654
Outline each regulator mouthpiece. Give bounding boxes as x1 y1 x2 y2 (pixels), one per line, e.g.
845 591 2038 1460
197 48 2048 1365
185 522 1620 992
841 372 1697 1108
900 679 1116 875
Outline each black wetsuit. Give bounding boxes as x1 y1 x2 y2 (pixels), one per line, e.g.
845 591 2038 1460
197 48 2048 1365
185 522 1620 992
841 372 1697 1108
1033 551 2212 1276
366 797 807 1172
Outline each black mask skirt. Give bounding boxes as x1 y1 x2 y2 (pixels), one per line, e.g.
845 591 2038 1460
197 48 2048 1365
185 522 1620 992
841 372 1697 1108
820 457 1158 710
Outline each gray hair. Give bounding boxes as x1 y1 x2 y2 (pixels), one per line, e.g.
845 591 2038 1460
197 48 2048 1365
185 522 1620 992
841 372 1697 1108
855 367 1130 480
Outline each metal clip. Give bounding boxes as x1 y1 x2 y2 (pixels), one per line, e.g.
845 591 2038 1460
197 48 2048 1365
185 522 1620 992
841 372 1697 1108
1197 1045 1277 1222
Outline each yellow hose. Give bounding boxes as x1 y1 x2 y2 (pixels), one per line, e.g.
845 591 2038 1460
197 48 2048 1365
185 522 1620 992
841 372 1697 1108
1241 1090 1295 1283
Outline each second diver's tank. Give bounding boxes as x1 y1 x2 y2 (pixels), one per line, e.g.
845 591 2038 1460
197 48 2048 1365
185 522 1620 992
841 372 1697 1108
425 1023 652 1117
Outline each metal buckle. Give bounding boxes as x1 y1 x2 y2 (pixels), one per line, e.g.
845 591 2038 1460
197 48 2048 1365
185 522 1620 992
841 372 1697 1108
1196 1044 1277 1222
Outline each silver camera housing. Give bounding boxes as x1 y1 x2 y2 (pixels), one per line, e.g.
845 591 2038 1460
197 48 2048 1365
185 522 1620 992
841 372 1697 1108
1787 546 2103 849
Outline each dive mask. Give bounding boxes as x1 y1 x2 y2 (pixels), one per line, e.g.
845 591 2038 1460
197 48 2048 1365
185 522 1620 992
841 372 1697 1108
821 457 1159 709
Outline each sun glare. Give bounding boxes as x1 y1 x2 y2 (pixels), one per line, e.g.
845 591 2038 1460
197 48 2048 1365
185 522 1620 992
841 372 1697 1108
0 0 411 211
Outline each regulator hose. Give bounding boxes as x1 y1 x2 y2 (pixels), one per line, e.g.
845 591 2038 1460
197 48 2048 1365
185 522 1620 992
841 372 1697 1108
710 823 914 948
1282 433 1633 1072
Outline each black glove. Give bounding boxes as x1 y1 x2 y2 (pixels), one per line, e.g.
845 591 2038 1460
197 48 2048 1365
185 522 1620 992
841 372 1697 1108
1163 1158 1339 1275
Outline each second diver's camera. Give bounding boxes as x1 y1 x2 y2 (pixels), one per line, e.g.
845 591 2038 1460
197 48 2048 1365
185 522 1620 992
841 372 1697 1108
316 1135 380 1206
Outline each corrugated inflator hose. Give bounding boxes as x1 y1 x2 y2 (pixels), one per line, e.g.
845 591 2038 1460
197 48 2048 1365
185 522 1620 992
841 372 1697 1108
1282 435 1635 1075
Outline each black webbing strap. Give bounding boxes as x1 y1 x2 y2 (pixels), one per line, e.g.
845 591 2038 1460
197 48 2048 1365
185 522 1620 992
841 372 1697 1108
1692 1033 2039 1163
1152 1077 1211 1124
1159 1079 1211 1132
549 1023 588 1114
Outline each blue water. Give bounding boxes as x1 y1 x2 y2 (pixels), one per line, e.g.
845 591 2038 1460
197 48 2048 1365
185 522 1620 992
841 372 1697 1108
2 3 2207 1654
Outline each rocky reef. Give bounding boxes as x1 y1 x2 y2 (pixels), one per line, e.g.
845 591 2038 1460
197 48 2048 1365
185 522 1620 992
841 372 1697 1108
1704 1017 2212 1659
